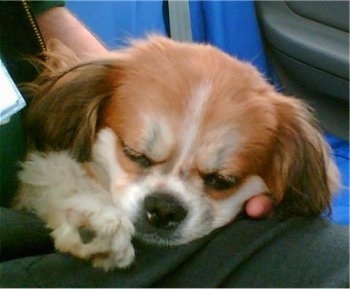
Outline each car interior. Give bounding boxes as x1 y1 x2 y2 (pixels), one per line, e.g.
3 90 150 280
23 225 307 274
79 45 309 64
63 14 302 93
255 1 349 225
256 1 349 140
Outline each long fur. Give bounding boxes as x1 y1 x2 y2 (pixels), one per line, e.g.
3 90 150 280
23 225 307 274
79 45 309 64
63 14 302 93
16 37 340 270
23 41 120 161
21 36 340 219
266 96 339 218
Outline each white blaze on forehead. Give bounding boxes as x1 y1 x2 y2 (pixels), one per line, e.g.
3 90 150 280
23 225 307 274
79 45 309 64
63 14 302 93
140 115 174 162
172 79 213 174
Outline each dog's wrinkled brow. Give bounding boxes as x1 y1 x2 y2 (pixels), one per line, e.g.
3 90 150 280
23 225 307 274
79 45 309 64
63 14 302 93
196 127 240 173
138 81 240 174
143 121 162 153
140 116 174 162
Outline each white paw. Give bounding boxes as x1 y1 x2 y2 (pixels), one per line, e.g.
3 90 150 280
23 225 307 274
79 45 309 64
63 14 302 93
52 206 135 271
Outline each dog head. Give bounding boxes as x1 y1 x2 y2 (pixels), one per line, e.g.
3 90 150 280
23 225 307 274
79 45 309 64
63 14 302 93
25 36 340 245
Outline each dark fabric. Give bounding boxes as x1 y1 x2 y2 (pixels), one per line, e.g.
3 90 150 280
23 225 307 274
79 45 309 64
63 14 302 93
0 1 44 84
0 113 26 207
0 207 53 262
0 1 64 207
0 208 348 288
0 0 41 207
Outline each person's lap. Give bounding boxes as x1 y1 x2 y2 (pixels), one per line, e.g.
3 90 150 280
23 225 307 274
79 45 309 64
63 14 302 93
0 207 348 287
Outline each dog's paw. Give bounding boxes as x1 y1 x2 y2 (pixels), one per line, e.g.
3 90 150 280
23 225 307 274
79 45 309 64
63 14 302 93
52 206 135 271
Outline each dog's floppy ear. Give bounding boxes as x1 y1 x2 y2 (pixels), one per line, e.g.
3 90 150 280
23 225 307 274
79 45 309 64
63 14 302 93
264 94 340 219
23 40 122 161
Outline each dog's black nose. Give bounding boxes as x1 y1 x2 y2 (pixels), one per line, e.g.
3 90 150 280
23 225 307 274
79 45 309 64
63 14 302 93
144 193 187 230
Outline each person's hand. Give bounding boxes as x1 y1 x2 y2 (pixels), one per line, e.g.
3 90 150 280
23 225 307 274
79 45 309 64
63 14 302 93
245 194 274 219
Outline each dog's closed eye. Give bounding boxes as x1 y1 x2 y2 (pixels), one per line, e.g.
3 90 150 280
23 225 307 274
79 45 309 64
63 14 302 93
122 143 155 169
202 173 240 191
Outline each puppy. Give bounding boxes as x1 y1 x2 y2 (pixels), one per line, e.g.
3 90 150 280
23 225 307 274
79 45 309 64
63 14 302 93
14 36 340 271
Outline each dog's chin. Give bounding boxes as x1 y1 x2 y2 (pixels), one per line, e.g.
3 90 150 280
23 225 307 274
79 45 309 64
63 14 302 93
135 231 210 247
133 217 212 247
135 232 183 247
134 219 187 246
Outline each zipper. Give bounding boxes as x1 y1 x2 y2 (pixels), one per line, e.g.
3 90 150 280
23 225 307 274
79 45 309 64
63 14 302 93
21 0 46 53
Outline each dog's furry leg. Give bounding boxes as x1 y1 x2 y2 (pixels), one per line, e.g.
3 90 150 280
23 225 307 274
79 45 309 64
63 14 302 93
15 151 135 271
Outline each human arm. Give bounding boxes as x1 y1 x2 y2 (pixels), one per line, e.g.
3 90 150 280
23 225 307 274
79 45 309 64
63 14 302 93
36 7 107 59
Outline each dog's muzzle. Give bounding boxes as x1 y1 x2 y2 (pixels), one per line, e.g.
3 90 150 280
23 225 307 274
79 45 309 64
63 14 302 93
134 192 188 244
144 192 187 229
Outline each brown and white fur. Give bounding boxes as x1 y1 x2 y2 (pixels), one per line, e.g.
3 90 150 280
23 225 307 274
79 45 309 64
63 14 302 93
14 36 340 271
